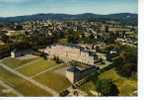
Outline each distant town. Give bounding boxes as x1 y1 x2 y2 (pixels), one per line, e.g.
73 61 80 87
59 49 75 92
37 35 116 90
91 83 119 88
0 13 137 96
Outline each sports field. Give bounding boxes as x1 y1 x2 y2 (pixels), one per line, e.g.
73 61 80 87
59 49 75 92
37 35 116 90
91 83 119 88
0 57 71 96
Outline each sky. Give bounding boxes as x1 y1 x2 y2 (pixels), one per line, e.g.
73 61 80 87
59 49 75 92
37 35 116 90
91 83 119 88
0 0 138 17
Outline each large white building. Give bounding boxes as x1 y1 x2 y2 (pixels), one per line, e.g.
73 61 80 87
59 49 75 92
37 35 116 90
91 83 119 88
44 45 95 65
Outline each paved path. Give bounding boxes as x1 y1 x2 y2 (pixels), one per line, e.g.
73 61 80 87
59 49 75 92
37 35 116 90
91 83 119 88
0 80 23 96
0 63 58 96
31 64 64 78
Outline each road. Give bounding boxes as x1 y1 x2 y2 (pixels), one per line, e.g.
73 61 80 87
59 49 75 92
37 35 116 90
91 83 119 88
0 80 23 96
0 63 58 96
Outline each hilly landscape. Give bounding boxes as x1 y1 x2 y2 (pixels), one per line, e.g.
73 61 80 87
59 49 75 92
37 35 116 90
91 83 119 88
0 13 137 25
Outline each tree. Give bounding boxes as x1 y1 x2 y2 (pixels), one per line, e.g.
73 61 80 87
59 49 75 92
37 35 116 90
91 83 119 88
96 79 119 96
53 56 62 64
0 33 9 43
116 63 137 77
88 34 95 44
104 32 117 44
105 26 109 33
14 34 30 49
67 30 80 43
114 46 137 78
15 25 23 30
69 61 77 66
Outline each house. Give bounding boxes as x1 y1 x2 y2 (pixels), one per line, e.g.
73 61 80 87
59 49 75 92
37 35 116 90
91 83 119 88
11 49 33 58
11 49 20 58
110 48 118 54
107 48 119 61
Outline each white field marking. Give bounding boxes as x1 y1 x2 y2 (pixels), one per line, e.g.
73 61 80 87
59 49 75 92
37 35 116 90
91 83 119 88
31 64 64 78
14 58 40 70
0 63 58 96
0 80 23 96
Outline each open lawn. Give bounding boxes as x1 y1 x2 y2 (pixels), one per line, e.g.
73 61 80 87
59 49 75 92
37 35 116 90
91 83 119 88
2 57 36 69
17 58 58 76
0 66 52 96
34 71 71 92
98 68 137 96
0 85 17 96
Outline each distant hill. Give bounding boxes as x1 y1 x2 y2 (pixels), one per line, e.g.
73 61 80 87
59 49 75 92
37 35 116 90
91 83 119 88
0 13 138 25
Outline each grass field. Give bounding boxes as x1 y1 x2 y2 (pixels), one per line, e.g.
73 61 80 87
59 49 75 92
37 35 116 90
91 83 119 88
17 58 58 76
0 57 71 96
0 85 17 96
0 66 52 96
98 68 137 96
2 57 36 69
0 55 137 96
34 71 71 92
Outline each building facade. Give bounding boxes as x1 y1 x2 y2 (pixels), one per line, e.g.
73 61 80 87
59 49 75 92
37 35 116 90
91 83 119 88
66 66 97 84
44 45 95 65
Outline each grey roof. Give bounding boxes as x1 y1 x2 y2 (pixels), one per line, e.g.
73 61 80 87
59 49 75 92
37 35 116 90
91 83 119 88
67 66 80 72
